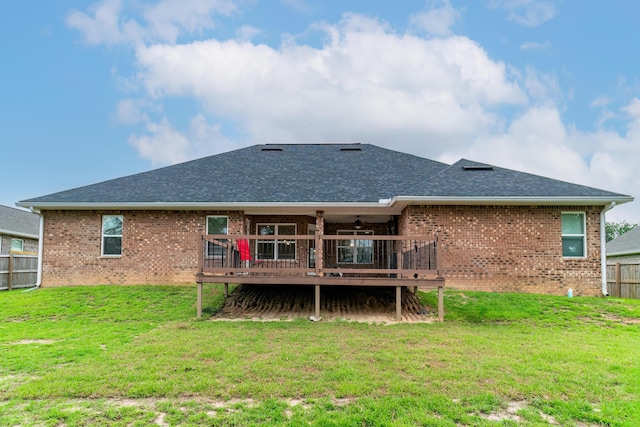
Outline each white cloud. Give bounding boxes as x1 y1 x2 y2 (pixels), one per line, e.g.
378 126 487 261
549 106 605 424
142 0 236 43
128 118 190 165
490 0 557 27
522 66 560 101
410 0 461 36
128 114 237 165
519 41 551 51
235 25 261 41
132 13 526 159
590 96 612 108
442 102 640 222
115 99 151 125
66 0 124 45
67 0 236 45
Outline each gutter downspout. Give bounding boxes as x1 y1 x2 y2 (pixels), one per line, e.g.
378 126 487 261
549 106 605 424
600 202 616 296
23 208 44 292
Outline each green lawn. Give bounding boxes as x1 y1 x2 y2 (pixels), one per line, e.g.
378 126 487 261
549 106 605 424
1 285 639 426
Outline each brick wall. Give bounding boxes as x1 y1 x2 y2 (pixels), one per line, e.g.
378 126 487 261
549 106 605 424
399 205 604 296
41 210 244 286
41 206 606 294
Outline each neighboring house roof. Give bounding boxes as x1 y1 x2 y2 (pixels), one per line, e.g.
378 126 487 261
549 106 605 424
606 226 640 257
0 205 40 239
17 143 632 211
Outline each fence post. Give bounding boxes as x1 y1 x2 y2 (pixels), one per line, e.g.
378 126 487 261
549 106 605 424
615 262 621 297
8 253 13 291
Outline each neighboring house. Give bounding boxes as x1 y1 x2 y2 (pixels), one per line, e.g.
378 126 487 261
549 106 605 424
0 205 39 254
17 143 633 297
606 226 640 263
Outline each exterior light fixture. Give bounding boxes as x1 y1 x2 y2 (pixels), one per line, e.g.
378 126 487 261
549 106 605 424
354 216 362 230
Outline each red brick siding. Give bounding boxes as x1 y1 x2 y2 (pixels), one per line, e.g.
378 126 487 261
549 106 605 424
41 207 605 295
41 210 244 286
399 205 603 296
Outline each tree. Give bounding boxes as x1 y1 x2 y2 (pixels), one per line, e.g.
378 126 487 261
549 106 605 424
605 220 638 242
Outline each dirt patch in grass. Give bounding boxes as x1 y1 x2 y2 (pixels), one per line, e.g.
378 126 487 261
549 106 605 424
10 339 57 345
213 285 436 323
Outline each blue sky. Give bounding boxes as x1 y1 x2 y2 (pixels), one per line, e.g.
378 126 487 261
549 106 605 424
2 0 640 221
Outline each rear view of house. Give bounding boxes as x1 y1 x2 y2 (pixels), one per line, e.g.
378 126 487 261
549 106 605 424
17 143 632 299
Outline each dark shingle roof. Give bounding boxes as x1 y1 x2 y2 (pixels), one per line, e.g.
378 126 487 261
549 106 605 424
416 159 623 197
0 205 40 238
18 143 630 206
606 226 640 256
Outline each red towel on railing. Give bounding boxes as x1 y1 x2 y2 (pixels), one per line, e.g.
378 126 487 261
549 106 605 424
237 239 252 261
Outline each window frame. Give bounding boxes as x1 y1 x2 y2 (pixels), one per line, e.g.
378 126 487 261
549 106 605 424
205 215 229 259
10 238 24 252
101 215 123 257
561 212 586 259
337 230 374 264
256 223 297 260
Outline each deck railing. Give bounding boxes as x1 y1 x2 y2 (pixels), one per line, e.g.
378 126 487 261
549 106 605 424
198 234 440 278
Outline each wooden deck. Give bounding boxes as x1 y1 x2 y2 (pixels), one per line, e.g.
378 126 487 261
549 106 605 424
196 234 444 321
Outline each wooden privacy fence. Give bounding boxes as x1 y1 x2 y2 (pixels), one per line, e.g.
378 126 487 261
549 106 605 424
606 262 640 299
0 253 38 290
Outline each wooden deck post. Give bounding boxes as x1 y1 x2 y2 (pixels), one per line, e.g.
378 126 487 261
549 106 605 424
438 285 444 322
435 232 443 279
196 282 203 318
396 286 402 321
316 211 324 277
224 283 229 298
314 284 321 320
198 234 204 274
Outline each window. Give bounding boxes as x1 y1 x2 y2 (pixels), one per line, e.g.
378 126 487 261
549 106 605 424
562 213 586 258
206 216 228 258
257 224 296 260
102 215 123 256
11 238 24 252
337 230 373 264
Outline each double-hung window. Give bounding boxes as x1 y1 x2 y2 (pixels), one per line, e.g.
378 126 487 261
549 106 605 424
257 224 296 260
102 215 123 256
561 213 586 258
337 230 373 264
206 216 228 258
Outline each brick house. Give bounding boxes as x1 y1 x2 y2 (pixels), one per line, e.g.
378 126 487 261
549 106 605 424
606 226 640 264
17 144 632 299
0 205 39 255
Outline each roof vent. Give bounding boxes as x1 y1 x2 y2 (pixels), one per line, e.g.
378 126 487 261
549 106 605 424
340 147 362 151
462 165 493 171
261 147 283 152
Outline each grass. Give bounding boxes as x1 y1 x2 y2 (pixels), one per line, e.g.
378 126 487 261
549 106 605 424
0 285 639 426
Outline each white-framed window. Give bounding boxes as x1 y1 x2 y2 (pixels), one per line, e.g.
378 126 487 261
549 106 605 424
206 216 228 258
337 230 373 264
562 212 586 258
256 224 296 260
102 215 123 256
10 238 24 252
